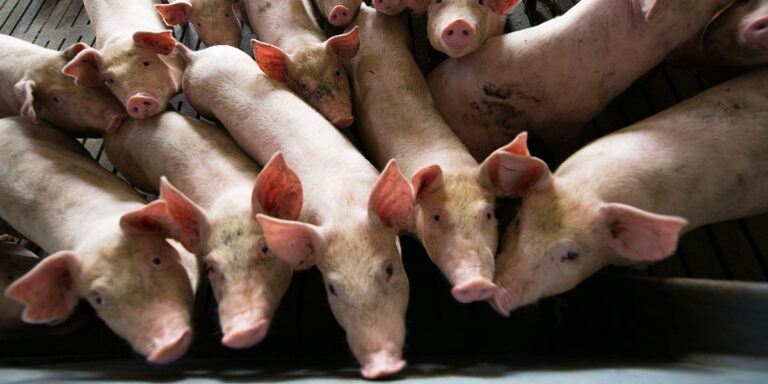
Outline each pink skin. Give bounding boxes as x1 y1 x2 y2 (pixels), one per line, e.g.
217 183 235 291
428 0 737 162
670 0 768 70
245 0 359 127
0 35 127 134
155 0 243 47
0 244 39 332
0 116 197 363
178 44 413 378
62 0 185 120
313 0 362 26
426 0 518 58
104 112 301 350
347 5 538 304
373 0 428 15
491 68 768 315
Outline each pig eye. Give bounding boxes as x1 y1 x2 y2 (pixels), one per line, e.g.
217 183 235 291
478 0 484 4
385 264 393 281
95 297 104 305
561 251 579 262
335 70 341 77
301 83 309 92
261 245 269 254
143 61 150 67
7 274 14 281
197 22 202 27
52 96 61 103
152 257 162 266
436 0 442 3
486 212 493 220
108 78 115 84
225 12 230 17
433 214 441 222
328 283 337 296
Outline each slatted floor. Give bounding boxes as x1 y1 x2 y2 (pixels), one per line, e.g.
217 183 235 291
1 0 767 373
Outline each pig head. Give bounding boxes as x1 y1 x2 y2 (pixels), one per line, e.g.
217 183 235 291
426 0 519 58
5 201 198 364
62 31 184 119
314 0 362 26
258 160 414 379
156 0 243 47
488 133 687 316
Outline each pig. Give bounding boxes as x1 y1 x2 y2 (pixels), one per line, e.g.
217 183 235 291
372 0 427 15
104 111 302 349
347 5 524 303
155 0 243 47
490 66 768 316
62 0 185 119
177 43 415 379
670 0 768 71
0 34 127 134
313 0 362 26
0 116 198 364
427 0 738 161
0 243 39 333
245 0 359 128
426 0 520 58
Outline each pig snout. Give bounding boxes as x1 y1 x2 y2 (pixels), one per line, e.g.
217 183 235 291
360 347 407 379
373 0 400 13
329 5 354 26
145 325 192 364
745 16 768 51
126 93 161 119
105 112 128 133
221 309 270 349
451 278 497 303
441 19 476 52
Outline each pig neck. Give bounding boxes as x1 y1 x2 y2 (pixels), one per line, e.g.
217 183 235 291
554 68 768 230
0 37 59 116
83 0 168 49
246 0 325 54
208 63 379 226
350 11 479 179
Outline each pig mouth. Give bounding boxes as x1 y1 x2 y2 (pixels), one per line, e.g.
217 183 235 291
220 309 271 349
105 112 128 134
489 284 515 317
145 326 192 364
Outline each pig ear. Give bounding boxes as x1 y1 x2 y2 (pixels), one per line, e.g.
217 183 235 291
598 203 688 262
61 42 90 60
158 176 210 254
479 132 551 197
133 30 177 55
487 0 521 15
369 159 416 230
61 48 104 87
631 0 660 22
326 26 360 63
251 39 289 82
253 152 304 220
155 1 193 26
13 79 40 124
119 200 182 240
412 165 443 202
256 214 324 270
5 251 80 324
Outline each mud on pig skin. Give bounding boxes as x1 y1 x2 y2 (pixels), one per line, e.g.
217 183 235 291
347 4 529 303
0 116 198 364
246 0 359 128
156 0 243 47
104 111 301 349
428 0 737 161
62 0 185 120
0 35 126 134
670 0 768 71
491 67 768 316
178 43 414 379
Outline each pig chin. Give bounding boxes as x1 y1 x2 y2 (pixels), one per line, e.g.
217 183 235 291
355 343 407 379
136 318 193 364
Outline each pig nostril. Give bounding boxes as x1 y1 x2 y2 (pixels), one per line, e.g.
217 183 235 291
447 30 454 36
132 107 139 113
462 30 469 36
143 101 151 106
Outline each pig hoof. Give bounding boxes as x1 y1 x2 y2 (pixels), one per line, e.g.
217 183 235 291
221 317 270 349
451 279 497 303
146 327 192 364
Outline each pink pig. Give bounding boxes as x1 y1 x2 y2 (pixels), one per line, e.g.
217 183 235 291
347 5 524 303
62 0 185 119
426 0 520 58
428 0 737 161
670 0 768 71
491 67 768 316
104 111 302 349
0 35 126 133
313 0 362 26
246 0 360 128
155 0 243 47
178 43 414 379
1 116 198 364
